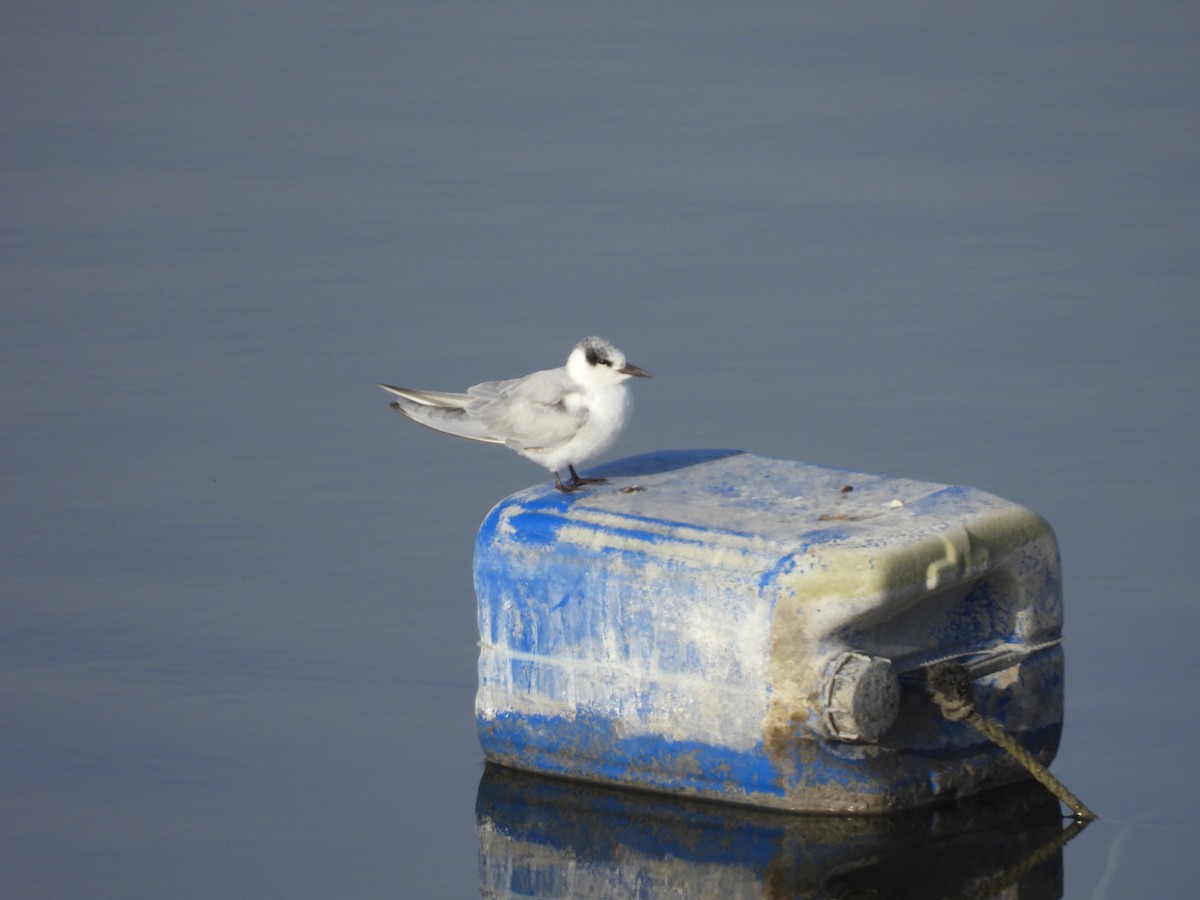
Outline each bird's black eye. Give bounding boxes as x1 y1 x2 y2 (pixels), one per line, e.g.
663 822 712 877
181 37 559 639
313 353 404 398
585 347 607 366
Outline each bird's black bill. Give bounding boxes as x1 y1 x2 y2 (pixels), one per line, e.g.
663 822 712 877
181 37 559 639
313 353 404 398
620 363 651 377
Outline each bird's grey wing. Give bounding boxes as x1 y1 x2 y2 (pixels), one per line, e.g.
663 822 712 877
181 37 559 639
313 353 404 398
467 369 588 450
378 384 472 408
386 398 504 443
379 383 502 443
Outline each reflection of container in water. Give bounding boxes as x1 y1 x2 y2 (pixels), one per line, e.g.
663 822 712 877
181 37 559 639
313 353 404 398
476 763 1072 898
475 450 1064 813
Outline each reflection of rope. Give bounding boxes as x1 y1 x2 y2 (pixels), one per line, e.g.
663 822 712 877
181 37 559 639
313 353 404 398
960 817 1090 900
926 661 1097 821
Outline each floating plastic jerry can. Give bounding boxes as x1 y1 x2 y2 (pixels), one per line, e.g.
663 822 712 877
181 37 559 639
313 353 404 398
474 450 1064 814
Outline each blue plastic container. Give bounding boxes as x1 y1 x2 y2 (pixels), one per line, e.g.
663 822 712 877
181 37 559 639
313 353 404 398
474 450 1063 813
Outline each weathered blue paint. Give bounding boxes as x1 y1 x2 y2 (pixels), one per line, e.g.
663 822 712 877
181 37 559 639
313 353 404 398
475 450 1064 813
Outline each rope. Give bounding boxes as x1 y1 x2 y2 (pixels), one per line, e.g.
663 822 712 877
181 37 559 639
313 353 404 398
926 661 1097 821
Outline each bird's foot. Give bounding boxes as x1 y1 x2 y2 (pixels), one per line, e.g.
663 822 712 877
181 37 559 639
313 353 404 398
553 467 608 492
553 472 585 493
567 465 608 488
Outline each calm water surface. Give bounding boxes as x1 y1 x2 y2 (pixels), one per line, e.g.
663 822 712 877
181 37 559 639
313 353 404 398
3 3 1197 897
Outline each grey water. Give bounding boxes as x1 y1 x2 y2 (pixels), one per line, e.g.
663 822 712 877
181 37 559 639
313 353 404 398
2 2 1197 896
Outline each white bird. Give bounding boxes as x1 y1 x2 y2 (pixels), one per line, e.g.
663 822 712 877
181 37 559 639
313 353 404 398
380 336 650 492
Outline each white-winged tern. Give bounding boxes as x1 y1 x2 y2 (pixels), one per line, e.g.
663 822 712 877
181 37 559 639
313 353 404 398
380 336 650 492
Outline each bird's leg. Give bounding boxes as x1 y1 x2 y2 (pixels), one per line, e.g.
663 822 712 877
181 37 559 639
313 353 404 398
553 471 585 493
566 464 608 488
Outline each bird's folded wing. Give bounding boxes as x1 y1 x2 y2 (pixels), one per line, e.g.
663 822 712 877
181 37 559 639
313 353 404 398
388 399 504 443
468 370 588 450
378 384 472 408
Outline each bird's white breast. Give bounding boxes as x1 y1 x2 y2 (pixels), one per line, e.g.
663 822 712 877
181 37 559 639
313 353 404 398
522 383 631 472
